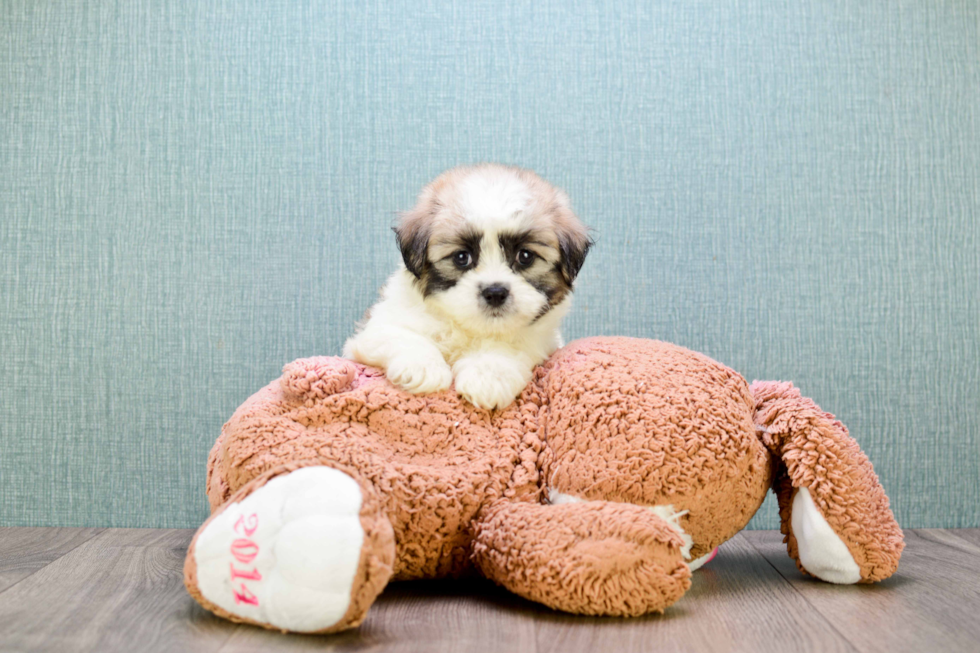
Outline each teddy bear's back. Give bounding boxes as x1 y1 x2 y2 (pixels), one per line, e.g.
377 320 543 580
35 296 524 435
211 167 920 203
540 337 772 559
208 357 543 580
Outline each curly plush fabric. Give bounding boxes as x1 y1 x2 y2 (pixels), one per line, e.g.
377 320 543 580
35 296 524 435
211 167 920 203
539 338 771 559
185 336 903 633
206 356 543 580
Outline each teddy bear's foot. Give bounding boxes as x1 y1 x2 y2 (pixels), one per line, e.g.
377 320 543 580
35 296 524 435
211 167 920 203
184 465 395 633
752 380 904 583
791 487 861 584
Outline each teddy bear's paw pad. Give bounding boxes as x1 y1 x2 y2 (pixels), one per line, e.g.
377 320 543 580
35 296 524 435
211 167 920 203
791 487 861 584
192 467 365 632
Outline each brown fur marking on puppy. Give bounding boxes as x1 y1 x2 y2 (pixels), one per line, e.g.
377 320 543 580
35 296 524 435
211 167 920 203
422 225 483 297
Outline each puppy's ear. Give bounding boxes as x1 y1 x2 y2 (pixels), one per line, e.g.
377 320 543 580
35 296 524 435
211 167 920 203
553 190 593 285
394 191 438 278
559 231 592 285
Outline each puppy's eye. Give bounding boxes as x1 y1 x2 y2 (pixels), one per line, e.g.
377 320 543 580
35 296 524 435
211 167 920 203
516 249 535 268
452 251 473 269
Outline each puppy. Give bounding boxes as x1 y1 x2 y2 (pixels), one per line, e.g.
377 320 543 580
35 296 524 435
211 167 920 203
343 163 591 410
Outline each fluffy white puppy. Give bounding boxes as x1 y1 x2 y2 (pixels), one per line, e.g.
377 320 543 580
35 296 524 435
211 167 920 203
343 163 591 410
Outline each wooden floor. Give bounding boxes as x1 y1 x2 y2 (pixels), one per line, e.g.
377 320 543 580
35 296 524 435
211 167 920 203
0 528 977 653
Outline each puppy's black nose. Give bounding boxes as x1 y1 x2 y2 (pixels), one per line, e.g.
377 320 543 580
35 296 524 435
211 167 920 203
481 284 510 307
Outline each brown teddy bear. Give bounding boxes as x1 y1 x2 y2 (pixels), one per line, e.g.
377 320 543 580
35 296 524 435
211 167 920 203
184 337 903 633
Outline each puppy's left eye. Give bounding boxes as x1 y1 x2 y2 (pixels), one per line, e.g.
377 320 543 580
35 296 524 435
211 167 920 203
516 249 535 268
452 251 473 269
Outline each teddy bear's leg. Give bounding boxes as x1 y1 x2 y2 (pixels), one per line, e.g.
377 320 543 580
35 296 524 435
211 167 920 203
184 462 395 633
751 381 904 584
471 499 692 616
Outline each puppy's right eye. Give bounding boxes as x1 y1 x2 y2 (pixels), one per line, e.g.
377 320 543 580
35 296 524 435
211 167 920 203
452 251 472 269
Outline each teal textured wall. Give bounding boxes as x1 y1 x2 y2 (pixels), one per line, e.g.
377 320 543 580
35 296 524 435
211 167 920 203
1 1 978 529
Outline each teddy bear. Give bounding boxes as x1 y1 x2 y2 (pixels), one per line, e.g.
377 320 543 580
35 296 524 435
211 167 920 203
183 336 904 634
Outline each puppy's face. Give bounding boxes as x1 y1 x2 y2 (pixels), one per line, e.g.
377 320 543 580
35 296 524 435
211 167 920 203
395 164 591 334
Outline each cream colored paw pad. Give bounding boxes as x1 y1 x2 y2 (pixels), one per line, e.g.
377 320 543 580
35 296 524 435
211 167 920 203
193 467 365 632
792 487 861 584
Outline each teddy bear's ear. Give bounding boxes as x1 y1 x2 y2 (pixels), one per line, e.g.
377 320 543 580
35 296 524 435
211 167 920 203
281 357 359 400
552 189 593 285
394 188 439 279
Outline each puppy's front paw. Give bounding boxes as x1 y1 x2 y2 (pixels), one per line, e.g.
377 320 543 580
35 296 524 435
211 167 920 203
453 352 532 410
386 353 453 394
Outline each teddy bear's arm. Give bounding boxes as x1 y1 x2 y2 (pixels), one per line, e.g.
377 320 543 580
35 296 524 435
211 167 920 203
751 381 905 583
471 499 692 616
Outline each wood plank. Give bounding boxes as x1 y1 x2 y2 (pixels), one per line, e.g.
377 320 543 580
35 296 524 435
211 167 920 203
940 528 980 549
0 527 104 593
0 528 237 653
3 527 976 652
215 578 540 653
743 528 980 653
216 533 855 653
